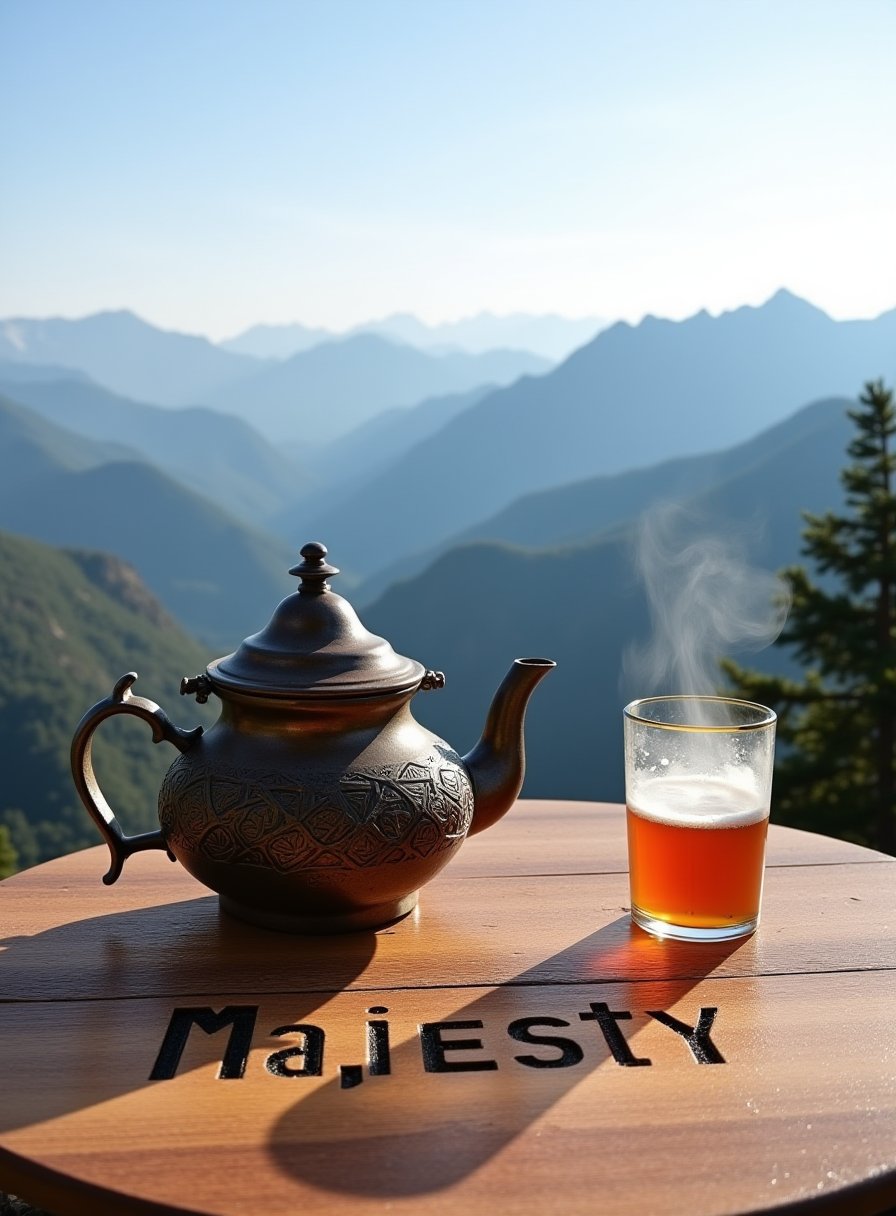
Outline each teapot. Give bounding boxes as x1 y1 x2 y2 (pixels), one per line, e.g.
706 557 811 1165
71 542 554 932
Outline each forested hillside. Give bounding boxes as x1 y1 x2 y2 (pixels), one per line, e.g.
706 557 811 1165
0 530 214 868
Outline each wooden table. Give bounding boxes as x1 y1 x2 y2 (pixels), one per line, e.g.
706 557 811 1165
1 801 894 1216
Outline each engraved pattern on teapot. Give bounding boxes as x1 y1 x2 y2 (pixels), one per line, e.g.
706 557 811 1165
158 746 475 874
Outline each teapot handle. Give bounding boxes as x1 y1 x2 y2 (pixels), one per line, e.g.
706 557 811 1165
71 672 204 885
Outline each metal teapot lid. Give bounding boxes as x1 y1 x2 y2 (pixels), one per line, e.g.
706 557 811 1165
207 542 425 698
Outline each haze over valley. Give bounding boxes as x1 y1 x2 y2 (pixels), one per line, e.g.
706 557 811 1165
1 291 893 866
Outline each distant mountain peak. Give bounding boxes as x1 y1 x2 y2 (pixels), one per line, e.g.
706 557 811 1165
628 291 832 335
89 307 142 322
335 330 403 349
764 287 827 313
278 330 406 366
717 283 840 332
571 291 839 363
0 310 261 406
81 308 222 342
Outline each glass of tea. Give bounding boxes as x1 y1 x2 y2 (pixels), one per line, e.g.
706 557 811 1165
623 695 777 941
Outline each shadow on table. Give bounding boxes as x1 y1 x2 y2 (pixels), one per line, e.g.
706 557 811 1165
0 898 743 1201
0 895 379 1131
266 916 743 1197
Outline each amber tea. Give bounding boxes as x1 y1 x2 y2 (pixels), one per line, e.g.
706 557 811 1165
623 697 776 942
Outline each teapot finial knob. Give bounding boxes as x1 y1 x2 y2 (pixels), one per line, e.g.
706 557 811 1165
289 541 340 594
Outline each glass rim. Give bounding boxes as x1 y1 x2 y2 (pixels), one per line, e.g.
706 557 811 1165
623 694 776 732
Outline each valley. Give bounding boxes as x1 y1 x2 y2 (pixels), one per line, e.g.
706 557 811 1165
0 294 893 869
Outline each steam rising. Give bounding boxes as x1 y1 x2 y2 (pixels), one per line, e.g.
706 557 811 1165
624 503 790 698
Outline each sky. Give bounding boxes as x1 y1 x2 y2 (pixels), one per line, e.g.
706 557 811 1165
2 0 895 339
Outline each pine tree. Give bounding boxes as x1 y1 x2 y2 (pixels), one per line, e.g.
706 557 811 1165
725 380 896 854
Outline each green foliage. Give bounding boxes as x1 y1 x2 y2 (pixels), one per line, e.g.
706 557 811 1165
0 529 214 872
0 825 17 878
0 389 295 651
725 381 896 853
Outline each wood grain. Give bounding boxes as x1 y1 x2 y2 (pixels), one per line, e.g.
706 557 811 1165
450 800 891 874
0 972 894 1216
1 855 893 1001
1 801 894 1216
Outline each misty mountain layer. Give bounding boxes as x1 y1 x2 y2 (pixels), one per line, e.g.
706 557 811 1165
304 291 896 579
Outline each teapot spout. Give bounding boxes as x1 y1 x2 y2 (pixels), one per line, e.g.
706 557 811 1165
463 658 556 836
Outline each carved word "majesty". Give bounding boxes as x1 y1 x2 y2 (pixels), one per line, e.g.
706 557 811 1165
150 1003 725 1088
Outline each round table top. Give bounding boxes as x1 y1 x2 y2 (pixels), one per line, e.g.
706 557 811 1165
0 800 894 1216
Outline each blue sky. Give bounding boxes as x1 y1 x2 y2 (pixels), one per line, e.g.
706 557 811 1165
2 0 895 337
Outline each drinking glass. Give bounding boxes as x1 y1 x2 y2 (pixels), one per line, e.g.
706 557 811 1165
623 695 776 941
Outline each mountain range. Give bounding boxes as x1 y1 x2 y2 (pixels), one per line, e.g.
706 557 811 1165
0 387 856 871
363 393 856 809
271 384 494 530
356 393 852 605
0 310 260 406
0 311 550 451
303 291 896 580
203 332 551 445
0 397 295 648
0 370 306 527
221 312 606 362
0 288 892 870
